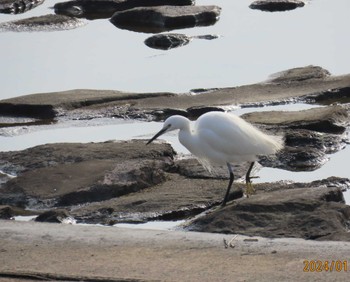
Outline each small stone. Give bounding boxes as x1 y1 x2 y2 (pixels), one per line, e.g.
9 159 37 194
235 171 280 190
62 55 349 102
249 0 305 12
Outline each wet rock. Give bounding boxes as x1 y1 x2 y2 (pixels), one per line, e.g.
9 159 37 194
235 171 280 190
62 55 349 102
0 140 174 174
0 138 349 234
0 14 86 32
54 0 195 20
273 143 328 171
35 209 74 223
70 173 244 224
306 87 350 105
176 158 249 180
187 179 350 241
245 106 349 171
242 105 349 134
110 5 221 33
0 140 175 208
249 0 305 12
0 0 44 14
145 33 191 50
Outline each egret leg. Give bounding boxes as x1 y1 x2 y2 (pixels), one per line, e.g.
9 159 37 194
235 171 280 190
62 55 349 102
245 162 256 197
222 163 234 206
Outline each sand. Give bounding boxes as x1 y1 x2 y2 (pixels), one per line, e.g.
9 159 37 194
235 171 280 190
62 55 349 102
0 220 349 281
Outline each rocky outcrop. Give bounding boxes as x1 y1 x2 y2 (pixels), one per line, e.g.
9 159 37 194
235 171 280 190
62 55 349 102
0 140 175 208
187 179 350 241
110 5 221 33
1 66 349 122
249 0 305 12
54 0 195 20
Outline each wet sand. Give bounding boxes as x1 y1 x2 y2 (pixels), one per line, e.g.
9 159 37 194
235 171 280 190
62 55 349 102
0 220 349 281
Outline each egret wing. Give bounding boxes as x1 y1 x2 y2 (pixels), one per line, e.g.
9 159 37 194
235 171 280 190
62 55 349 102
195 112 281 161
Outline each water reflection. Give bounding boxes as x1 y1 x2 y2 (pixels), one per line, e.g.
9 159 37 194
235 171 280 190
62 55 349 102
54 0 195 20
109 5 221 34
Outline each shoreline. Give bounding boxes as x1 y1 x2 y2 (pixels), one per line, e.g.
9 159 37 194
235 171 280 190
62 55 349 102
1 220 349 281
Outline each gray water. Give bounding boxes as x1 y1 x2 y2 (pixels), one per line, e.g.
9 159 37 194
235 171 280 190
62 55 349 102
1 0 350 99
1 1 350 204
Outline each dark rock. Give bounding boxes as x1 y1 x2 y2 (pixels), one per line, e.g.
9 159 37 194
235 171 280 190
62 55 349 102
189 88 219 94
0 140 175 208
176 158 249 180
35 209 73 223
186 106 224 119
0 140 175 174
246 106 349 171
71 173 244 224
110 5 221 33
0 171 11 185
151 108 189 121
0 89 175 120
187 181 350 241
144 33 219 50
0 0 44 14
54 0 195 20
0 14 85 32
0 205 13 219
242 105 349 134
145 33 191 50
0 103 56 120
249 0 305 12
273 144 328 171
0 205 36 219
305 87 350 105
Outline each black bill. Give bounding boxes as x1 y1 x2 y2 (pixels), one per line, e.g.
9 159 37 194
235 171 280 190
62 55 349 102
146 126 169 145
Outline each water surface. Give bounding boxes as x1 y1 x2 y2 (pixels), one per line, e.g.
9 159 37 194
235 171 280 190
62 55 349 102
1 0 350 99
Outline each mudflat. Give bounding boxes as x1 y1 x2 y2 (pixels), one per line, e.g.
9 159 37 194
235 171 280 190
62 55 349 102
0 220 349 281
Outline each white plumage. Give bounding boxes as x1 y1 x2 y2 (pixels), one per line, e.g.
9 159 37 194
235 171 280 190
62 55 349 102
147 111 283 205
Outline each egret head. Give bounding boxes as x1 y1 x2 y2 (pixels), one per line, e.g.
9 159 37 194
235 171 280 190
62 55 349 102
146 115 189 145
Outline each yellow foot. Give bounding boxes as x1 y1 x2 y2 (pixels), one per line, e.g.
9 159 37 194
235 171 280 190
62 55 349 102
245 181 256 198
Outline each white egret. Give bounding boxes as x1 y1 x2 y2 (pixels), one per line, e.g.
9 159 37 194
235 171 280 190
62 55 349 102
147 111 283 206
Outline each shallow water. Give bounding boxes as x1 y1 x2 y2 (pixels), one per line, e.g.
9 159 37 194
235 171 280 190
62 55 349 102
1 0 350 99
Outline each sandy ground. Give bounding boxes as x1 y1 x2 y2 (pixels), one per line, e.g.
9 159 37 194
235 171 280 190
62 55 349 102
0 220 349 281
